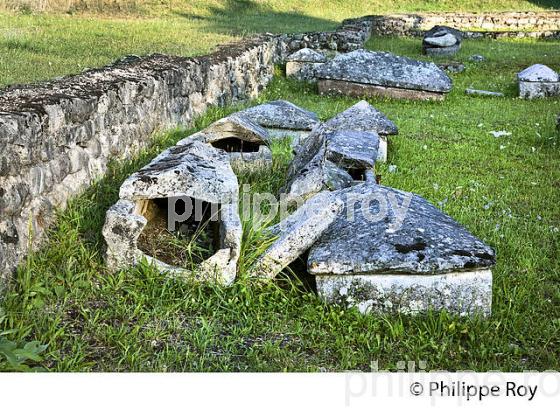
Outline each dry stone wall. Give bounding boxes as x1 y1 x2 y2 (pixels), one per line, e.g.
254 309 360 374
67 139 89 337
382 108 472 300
366 11 560 39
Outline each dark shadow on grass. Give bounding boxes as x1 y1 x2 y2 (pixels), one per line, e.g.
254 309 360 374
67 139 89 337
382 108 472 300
173 0 338 36
526 0 560 9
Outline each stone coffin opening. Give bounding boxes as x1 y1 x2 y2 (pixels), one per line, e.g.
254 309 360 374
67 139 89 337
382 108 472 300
210 137 264 153
346 167 368 182
135 197 221 268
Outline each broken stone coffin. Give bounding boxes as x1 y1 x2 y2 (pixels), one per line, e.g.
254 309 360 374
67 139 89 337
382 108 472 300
239 100 320 148
249 191 344 278
517 64 560 99
285 48 328 82
308 183 496 316
283 128 380 201
316 50 453 101
179 114 272 170
422 26 463 57
103 140 242 285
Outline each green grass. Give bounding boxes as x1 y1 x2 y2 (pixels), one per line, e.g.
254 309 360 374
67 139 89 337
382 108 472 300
1 0 558 86
1 36 560 372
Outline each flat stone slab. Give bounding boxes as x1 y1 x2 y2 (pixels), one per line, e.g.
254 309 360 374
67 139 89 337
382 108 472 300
316 49 452 94
308 183 496 316
517 64 559 82
120 140 238 204
249 191 344 278
308 183 496 276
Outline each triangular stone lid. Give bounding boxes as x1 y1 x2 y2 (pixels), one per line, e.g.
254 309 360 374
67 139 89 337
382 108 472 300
308 183 496 276
315 49 453 93
240 100 320 130
517 64 559 82
119 140 238 204
185 114 270 144
320 100 398 136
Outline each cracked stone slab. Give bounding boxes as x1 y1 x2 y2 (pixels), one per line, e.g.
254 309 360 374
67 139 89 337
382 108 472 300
316 49 452 96
119 140 238 204
308 183 496 276
308 183 496 316
249 191 344 278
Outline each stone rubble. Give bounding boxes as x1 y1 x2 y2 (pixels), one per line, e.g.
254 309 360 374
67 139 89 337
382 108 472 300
422 25 463 57
285 48 328 82
517 64 560 99
316 49 453 100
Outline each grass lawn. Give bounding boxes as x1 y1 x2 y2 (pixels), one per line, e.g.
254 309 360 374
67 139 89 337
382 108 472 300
1 35 559 371
0 0 558 86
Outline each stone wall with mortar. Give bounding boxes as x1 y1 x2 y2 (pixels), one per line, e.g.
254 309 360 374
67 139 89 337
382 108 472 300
0 22 373 285
365 11 560 39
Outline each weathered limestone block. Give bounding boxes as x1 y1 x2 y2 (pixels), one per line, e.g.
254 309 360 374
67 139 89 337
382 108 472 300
250 191 344 278
316 270 492 316
316 50 452 100
517 64 560 99
285 48 328 82
308 183 496 316
422 25 463 57
239 100 320 147
105 140 242 285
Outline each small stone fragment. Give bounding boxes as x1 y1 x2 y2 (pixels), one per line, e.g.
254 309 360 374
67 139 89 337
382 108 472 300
466 88 504 97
